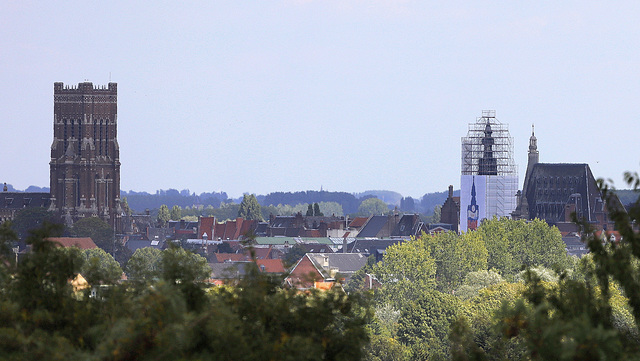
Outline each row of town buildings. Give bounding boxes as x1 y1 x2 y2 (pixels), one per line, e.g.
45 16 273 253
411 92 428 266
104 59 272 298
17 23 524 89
0 83 632 289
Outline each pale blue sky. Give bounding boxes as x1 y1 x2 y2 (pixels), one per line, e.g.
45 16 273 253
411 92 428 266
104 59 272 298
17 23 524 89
1 1 638 198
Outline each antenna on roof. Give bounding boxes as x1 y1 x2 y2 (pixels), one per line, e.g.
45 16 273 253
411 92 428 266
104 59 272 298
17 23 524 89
109 72 111 82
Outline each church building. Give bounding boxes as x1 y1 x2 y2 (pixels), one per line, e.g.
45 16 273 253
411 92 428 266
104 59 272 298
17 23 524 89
512 127 618 230
49 82 122 231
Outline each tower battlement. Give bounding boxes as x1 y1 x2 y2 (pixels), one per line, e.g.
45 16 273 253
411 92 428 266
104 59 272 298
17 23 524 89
54 82 117 93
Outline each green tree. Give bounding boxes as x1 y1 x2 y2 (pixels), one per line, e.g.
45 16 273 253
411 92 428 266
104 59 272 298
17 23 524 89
71 216 115 253
121 196 132 215
477 217 570 279
426 231 488 292
11 207 58 239
126 247 162 282
170 205 182 221
157 204 171 226
160 244 210 285
318 201 344 217
358 198 389 216
283 243 308 268
81 247 123 285
454 270 504 300
428 204 442 223
373 238 437 307
0 222 372 360
237 194 263 221
398 289 462 359
453 171 640 360
306 203 314 216
0 221 17 288
313 202 324 216
214 201 241 221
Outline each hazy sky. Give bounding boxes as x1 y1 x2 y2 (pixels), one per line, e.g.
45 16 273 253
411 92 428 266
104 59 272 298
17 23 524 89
2 1 639 198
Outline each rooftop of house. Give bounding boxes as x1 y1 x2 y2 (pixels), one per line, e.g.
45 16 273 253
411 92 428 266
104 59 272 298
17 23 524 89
357 215 391 238
49 237 97 250
0 192 51 209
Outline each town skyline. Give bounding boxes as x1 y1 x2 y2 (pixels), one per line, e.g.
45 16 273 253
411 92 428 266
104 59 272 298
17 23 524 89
2 2 639 198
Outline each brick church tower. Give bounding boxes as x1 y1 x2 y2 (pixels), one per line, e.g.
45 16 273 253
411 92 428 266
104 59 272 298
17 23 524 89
50 82 122 231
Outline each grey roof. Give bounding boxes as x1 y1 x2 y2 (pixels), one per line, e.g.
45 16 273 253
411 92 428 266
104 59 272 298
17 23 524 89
344 238 403 256
298 243 334 253
563 235 588 257
357 215 390 238
0 192 51 209
307 253 368 275
524 163 602 224
126 237 166 252
209 262 252 279
391 214 425 237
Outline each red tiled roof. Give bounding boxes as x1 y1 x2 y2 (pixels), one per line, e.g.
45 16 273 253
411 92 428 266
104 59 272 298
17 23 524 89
199 216 215 239
237 219 257 238
253 246 272 260
215 253 248 263
303 229 323 238
595 230 622 242
349 217 368 228
48 237 97 250
255 259 285 273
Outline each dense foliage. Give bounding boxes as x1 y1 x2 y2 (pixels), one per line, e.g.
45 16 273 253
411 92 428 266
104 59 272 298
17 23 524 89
0 224 371 360
351 216 587 360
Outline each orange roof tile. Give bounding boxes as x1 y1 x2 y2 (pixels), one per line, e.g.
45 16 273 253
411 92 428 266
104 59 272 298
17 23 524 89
49 237 97 250
255 259 285 273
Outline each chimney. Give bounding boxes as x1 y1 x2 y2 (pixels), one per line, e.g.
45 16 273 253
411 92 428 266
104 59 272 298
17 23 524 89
448 185 453 198
343 237 348 253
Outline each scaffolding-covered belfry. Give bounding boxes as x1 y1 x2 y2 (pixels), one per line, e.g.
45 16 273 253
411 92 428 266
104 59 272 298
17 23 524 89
459 111 518 232
461 110 517 177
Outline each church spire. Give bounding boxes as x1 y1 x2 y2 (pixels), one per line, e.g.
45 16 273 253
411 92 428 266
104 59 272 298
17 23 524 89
529 124 538 154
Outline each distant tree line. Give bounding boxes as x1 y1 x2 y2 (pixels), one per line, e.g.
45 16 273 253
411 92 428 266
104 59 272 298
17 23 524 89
122 189 228 213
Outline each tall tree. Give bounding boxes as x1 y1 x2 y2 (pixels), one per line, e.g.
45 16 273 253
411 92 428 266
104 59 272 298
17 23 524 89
170 205 182 221
237 194 263 221
157 204 171 227
313 202 323 216
306 203 314 216
121 196 132 215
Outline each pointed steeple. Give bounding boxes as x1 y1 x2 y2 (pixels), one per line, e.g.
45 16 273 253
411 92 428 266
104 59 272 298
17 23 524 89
529 124 538 155
528 124 539 165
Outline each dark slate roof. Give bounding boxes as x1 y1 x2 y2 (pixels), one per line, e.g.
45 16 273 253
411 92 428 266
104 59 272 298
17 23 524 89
391 214 425 237
169 220 199 231
563 235 588 257
0 192 51 209
271 216 297 228
524 163 602 224
298 243 334 253
345 238 403 256
254 222 268 236
126 239 165 252
357 215 389 238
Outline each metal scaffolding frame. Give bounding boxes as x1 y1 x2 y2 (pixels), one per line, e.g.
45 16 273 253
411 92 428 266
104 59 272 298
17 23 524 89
461 110 518 219
461 110 517 177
